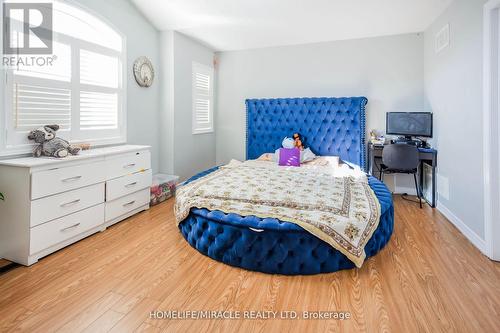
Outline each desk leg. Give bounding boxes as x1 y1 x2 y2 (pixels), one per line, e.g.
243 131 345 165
419 161 424 198
432 165 437 208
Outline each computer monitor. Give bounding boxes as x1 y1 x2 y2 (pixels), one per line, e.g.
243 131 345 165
386 112 433 138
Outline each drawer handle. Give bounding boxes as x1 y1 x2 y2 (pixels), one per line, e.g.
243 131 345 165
123 163 136 169
61 175 82 182
249 227 265 233
123 200 136 207
125 182 138 188
60 199 81 207
60 223 80 232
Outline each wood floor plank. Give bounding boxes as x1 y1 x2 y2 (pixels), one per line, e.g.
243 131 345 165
108 298 160 333
134 322 162 333
7 275 123 333
81 310 125 333
0 196 498 333
56 291 124 333
0 306 34 332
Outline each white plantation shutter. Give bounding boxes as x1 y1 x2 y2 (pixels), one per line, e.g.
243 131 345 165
80 50 119 88
4 0 125 151
78 49 121 133
15 41 72 82
192 62 214 134
13 83 71 131
80 91 118 130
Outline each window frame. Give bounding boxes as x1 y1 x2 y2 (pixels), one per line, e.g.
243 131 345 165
1 1 127 156
192 61 214 135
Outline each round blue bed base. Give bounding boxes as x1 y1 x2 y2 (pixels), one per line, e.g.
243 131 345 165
178 167 394 275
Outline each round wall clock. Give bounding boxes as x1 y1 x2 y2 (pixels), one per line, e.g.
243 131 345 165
133 56 155 87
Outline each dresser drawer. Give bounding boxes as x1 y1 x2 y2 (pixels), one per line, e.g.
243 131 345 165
31 161 106 199
31 183 105 228
106 169 152 201
105 189 149 222
106 150 151 180
30 204 104 255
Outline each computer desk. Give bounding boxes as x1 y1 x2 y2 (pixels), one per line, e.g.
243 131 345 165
367 143 438 208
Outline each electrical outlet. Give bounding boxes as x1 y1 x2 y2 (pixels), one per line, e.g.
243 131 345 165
437 174 449 200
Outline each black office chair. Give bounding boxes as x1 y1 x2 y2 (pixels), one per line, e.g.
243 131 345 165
379 144 422 208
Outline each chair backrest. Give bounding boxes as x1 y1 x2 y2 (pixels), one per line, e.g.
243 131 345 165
382 144 419 171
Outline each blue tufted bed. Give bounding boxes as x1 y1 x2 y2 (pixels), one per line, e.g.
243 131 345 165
177 97 394 275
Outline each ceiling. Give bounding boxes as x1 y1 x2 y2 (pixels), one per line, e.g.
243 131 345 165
131 0 454 51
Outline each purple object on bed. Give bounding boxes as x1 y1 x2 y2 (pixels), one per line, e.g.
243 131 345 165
278 148 300 167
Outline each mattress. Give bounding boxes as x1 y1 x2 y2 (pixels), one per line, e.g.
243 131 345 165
178 166 394 275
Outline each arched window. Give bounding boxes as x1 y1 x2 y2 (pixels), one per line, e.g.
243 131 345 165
4 0 126 151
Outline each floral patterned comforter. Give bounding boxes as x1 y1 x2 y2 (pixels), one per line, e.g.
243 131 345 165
175 160 381 267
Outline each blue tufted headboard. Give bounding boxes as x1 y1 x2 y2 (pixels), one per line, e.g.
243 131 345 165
246 97 368 169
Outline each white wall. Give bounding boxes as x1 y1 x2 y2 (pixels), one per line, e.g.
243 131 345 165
159 31 175 175
424 0 487 239
74 0 161 172
0 0 162 172
159 31 216 180
216 33 425 191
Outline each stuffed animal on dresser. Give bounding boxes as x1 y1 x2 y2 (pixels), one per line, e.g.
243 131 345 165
27 125 81 158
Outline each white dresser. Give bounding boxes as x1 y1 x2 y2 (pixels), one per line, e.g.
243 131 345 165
0 145 152 265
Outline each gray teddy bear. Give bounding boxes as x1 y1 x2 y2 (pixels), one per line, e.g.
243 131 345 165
27 125 81 158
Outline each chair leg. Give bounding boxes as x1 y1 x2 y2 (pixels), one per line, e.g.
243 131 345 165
413 173 422 208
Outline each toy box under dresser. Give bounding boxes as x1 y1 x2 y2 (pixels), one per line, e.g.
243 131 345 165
0 145 152 265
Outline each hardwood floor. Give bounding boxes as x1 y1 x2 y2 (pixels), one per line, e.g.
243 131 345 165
0 259 13 271
0 196 499 333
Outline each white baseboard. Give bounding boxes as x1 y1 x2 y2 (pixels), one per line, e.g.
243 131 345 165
394 186 417 195
437 202 487 255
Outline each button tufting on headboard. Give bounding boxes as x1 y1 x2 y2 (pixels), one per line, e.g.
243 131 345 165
245 97 368 169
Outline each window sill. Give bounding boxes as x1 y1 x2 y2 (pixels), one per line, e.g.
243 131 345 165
0 145 35 158
0 137 127 159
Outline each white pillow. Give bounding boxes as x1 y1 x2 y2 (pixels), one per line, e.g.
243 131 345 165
300 148 316 163
273 148 280 162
